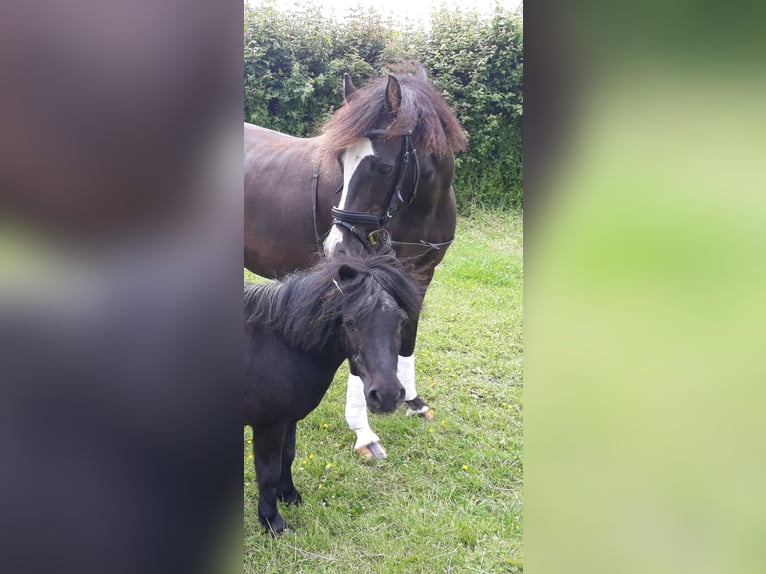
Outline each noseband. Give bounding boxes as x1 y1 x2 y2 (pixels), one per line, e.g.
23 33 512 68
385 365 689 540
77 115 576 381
331 130 420 250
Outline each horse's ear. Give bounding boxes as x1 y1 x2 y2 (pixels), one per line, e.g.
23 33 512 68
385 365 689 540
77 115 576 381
337 264 358 282
343 73 357 103
384 74 402 115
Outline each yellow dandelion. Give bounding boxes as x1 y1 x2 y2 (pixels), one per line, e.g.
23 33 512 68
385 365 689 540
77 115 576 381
440 420 446 426
462 464 469 471
322 423 329 429
309 453 314 460
248 454 253 459
301 459 307 465
428 428 434 433
246 439 252 444
325 463 333 470
318 483 323 490
501 402 507 407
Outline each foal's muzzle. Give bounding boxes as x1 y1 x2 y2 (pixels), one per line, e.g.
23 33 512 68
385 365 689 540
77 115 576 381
366 381 406 414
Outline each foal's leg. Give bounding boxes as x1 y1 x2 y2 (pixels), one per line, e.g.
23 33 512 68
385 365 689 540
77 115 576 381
252 425 288 534
277 420 301 505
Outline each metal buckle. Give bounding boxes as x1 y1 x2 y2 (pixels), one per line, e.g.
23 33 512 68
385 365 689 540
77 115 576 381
367 228 389 247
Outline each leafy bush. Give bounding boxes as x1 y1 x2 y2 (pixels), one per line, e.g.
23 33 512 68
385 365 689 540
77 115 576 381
244 1 523 210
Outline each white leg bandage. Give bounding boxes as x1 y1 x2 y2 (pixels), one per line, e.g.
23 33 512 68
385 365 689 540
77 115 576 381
345 373 380 449
398 354 417 401
401 354 431 416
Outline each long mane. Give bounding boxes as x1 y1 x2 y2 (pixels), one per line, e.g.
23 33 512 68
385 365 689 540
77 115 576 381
244 252 422 353
319 68 467 160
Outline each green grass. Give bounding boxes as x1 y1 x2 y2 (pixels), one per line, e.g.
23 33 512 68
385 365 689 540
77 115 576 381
244 211 523 573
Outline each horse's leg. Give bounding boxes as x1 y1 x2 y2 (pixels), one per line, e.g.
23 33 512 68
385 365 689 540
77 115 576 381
345 356 430 459
398 312 434 420
345 328 431 458
252 424 288 534
399 354 433 420
276 420 301 505
345 373 387 459
346 298 436 458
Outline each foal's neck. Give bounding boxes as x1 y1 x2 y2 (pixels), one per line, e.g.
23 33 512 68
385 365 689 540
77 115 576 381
312 334 348 373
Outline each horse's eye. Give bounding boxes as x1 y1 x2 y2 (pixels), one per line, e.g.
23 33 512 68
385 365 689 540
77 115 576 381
375 162 394 176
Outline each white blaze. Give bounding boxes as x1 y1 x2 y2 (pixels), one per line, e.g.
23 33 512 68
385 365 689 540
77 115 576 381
324 138 375 256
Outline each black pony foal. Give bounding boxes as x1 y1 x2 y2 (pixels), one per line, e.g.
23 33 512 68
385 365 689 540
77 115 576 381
244 252 422 533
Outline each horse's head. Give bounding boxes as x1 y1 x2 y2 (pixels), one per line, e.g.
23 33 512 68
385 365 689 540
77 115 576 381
334 259 412 413
323 74 432 259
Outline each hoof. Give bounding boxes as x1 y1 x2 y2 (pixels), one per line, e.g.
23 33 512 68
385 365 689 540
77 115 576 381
261 514 287 535
406 404 433 420
355 441 387 459
278 488 302 506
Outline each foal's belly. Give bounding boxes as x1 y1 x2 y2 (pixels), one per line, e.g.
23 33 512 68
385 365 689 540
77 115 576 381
247 373 332 428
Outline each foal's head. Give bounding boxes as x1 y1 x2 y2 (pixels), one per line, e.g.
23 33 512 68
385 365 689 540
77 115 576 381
330 255 421 413
246 253 422 414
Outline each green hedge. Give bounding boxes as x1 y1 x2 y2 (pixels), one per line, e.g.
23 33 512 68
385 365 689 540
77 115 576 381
244 1 523 210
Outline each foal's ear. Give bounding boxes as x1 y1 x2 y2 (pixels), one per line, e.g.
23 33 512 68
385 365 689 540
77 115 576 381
343 73 357 103
384 74 402 115
337 264 358 282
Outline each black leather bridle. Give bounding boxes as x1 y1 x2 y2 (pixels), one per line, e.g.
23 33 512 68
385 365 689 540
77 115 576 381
331 129 420 250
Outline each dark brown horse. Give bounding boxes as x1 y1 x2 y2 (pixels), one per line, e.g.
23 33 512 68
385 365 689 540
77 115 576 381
244 69 467 458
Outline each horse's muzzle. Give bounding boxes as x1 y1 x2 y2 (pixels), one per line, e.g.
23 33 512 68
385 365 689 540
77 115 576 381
323 224 368 258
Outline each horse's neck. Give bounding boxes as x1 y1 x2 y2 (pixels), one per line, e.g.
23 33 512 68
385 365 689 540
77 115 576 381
395 183 455 242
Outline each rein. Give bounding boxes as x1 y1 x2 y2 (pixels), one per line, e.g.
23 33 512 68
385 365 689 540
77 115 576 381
388 238 454 250
330 130 420 250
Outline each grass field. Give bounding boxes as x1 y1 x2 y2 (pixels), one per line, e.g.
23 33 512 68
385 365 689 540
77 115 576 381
244 211 523 573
